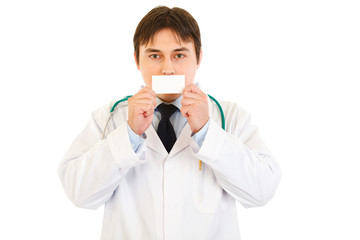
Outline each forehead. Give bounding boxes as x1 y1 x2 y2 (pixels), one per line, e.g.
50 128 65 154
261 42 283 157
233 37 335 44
141 28 195 51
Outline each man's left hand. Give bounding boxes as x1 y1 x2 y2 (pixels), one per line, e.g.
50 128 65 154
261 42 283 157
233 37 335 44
181 84 209 133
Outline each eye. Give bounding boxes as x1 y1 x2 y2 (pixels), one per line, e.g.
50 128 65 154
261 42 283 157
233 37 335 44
175 53 185 59
150 54 160 59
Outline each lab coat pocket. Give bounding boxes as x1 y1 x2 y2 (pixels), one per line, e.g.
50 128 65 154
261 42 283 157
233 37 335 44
192 160 225 213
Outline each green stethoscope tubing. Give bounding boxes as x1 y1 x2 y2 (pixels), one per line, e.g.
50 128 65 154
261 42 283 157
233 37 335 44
207 94 225 130
109 94 225 130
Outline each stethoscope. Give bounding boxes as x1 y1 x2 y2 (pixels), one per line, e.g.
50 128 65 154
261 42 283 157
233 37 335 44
102 94 225 170
102 94 225 140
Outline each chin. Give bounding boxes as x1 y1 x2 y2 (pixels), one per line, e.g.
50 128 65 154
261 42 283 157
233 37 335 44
157 93 182 103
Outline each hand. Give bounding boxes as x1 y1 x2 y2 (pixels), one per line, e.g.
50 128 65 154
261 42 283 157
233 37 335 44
181 84 209 133
127 87 157 136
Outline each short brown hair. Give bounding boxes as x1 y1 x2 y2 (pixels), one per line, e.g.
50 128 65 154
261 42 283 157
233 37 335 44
133 6 202 65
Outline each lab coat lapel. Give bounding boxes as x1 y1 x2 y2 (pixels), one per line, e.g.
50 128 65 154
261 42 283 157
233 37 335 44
169 96 213 157
145 124 192 158
168 123 192 158
145 125 168 157
145 94 213 158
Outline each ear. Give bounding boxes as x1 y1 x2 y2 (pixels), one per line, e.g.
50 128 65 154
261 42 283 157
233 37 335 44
197 49 203 69
134 52 140 70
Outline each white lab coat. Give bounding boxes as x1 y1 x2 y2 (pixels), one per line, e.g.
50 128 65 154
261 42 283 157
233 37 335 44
58 97 281 240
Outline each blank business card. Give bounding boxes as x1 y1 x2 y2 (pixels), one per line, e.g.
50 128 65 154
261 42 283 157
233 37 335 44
152 75 185 94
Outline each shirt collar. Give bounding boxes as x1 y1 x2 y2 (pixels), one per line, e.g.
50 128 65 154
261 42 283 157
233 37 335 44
156 95 183 110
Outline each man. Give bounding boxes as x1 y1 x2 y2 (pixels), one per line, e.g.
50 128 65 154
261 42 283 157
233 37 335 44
58 6 281 240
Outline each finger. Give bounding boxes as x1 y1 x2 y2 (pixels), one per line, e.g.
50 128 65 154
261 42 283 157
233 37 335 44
182 91 201 100
130 94 156 103
139 89 157 106
137 103 155 114
132 92 156 101
183 83 202 94
143 110 154 117
130 101 157 112
183 85 207 100
182 83 194 94
141 86 156 96
130 99 157 107
182 92 207 108
132 88 156 100
180 105 191 117
129 92 157 107
181 97 196 106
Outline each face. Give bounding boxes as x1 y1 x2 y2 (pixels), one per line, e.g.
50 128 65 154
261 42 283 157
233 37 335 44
135 28 202 102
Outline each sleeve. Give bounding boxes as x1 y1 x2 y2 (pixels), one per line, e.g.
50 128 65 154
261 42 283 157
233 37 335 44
190 104 281 208
191 119 210 148
57 111 147 210
126 122 146 152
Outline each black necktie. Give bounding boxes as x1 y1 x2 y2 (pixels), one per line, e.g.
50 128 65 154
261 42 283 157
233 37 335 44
157 103 178 153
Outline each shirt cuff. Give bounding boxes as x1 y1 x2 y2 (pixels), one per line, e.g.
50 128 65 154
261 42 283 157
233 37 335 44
126 122 146 152
191 120 210 148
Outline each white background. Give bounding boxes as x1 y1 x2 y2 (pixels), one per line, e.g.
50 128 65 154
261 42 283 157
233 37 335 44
1 0 359 239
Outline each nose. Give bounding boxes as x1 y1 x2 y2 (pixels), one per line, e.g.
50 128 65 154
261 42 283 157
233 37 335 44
162 58 175 75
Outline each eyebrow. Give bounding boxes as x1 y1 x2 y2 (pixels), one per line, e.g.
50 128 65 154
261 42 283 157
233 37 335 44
173 47 190 52
144 47 190 53
144 48 161 53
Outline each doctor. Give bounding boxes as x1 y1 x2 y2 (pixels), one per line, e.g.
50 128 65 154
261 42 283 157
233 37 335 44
58 6 281 240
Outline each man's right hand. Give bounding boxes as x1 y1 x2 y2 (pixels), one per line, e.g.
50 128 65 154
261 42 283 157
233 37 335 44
127 87 157 136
